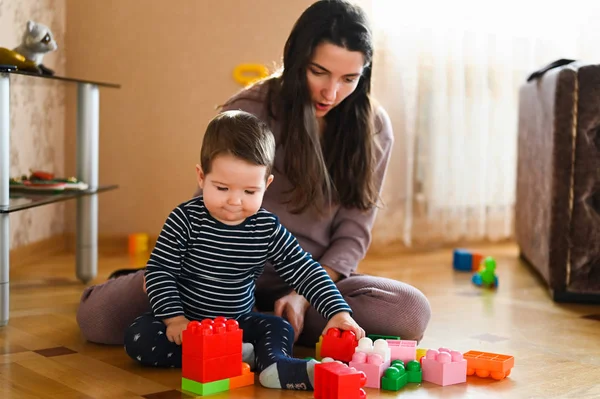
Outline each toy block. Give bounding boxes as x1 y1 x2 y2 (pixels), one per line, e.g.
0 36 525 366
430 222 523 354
314 361 367 399
463 350 514 380
320 328 358 363
421 348 467 386
182 377 229 396
406 360 422 383
381 363 407 391
416 348 427 362
355 337 391 362
229 362 254 389
182 317 243 383
367 334 400 341
349 351 390 388
183 317 243 358
315 335 323 361
387 339 416 363
471 252 484 271
453 249 473 271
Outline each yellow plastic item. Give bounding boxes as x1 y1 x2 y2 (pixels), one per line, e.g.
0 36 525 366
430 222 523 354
0 47 39 73
233 63 269 86
128 233 149 255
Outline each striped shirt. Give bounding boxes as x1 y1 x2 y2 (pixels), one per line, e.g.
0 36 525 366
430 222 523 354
145 196 352 322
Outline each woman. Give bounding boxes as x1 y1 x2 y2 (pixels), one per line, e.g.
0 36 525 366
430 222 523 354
77 0 431 347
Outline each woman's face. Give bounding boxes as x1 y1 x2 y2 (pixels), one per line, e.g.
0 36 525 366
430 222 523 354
306 42 365 118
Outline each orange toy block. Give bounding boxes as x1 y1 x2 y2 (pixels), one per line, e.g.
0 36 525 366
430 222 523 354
229 362 255 389
320 328 358 363
463 350 514 380
471 252 484 271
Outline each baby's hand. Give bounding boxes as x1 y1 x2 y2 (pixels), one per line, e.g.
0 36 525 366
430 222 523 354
164 316 190 345
322 312 365 341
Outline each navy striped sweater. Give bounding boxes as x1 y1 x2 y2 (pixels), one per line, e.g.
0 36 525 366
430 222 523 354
145 196 352 322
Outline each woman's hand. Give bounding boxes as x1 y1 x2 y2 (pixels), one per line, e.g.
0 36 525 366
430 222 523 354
322 311 365 341
163 315 190 345
274 291 311 342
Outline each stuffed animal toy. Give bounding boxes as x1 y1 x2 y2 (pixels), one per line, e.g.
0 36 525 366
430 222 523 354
0 20 57 75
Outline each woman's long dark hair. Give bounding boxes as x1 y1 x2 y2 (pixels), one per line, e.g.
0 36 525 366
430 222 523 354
230 0 378 215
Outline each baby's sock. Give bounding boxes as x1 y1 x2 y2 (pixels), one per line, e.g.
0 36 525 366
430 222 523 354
259 358 319 390
242 342 255 370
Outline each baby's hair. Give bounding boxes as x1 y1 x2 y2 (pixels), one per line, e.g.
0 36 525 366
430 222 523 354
201 110 276 179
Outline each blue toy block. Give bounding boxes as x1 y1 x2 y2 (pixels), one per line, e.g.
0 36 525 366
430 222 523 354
453 249 472 271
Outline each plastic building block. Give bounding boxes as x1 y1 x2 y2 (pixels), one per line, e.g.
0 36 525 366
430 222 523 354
453 249 473 271
355 337 391 362
182 317 243 383
381 362 407 391
416 348 427 362
320 328 358 363
367 334 400 341
349 350 390 388
471 252 484 272
315 335 323 361
314 361 367 399
421 348 467 386
229 362 254 389
387 339 417 363
182 377 229 396
406 360 422 383
463 350 514 380
472 257 499 288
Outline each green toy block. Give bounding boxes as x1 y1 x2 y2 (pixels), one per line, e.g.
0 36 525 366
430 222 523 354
406 360 422 383
381 364 407 391
391 359 404 368
182 377 229 396
367 334 401 341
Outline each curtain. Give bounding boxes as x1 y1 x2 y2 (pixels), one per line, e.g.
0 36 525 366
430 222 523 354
368 0 600 249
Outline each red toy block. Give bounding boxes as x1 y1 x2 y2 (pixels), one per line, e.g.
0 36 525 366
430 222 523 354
183 317 242 359
182 317 243 383
320 328 358 363
314 361 367 399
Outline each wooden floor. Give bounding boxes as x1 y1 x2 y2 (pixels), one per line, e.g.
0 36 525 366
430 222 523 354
1 242 600 399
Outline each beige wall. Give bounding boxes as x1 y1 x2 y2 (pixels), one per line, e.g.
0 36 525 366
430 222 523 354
0 0 67 249
64 0 315 239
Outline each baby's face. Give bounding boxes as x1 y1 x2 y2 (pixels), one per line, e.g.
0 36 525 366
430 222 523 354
196 153 273 226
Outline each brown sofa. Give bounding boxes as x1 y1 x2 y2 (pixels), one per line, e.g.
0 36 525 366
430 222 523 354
516 60 600 303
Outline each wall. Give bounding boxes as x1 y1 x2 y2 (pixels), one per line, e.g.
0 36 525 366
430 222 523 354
0 0 67 249
64 0 315 240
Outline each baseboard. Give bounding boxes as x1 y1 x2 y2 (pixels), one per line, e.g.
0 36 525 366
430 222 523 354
9 234 69 268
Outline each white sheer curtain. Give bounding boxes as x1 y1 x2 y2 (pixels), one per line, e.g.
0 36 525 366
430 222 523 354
368 0 600 249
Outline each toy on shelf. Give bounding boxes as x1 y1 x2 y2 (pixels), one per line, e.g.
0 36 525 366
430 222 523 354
472 257 499 288
314 360 367 399
0 20 57 75
349 338 391 388
463 350 514 380
453 248 484 272
232 63 269 86
317 328 358 363
421 348 467 386
181 317 254 396
10 170 88 192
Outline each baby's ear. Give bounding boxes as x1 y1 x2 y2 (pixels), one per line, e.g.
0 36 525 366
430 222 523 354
26 20 36 33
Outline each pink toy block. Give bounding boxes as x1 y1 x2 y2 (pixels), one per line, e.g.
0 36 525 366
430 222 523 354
355 337 391 362
421 348 467 386
387 339 417 363
349 351 390 389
